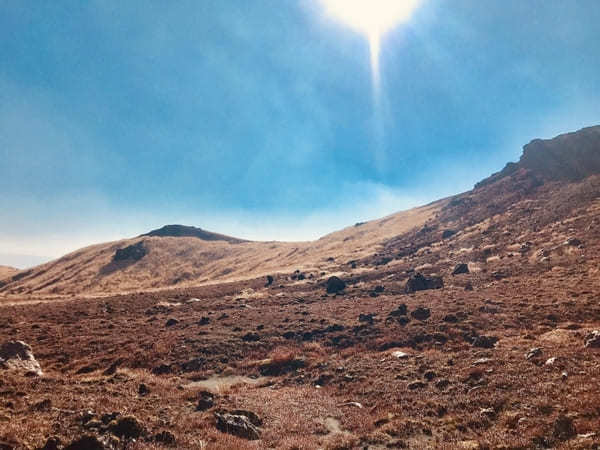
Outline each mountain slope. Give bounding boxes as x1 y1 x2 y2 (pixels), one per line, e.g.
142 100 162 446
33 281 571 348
2 125 599 298
0 202 439 296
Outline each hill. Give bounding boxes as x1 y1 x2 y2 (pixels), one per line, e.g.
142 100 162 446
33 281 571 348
0 266 18 280
2 125 600 298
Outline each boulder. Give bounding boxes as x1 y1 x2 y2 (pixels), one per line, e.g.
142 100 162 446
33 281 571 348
0 341 42 376
585 330 600 348
108 415 145 439
452 263 469 275
405 273 443 293
214 411 260 440
472 335 498 348
64 436 106 450
553 414 576 441
410 307 431 321
326 276 346 294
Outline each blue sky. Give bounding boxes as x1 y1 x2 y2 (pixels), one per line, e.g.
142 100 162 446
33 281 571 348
1 0 600 267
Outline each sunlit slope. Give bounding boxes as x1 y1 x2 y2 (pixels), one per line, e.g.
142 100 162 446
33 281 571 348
0 202 440 296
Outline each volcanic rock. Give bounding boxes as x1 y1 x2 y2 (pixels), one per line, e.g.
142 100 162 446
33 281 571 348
452 263 469 275
113 241 146 262
405 273 443 293
214 411 260 440
326 276 346 294
411 307 431 321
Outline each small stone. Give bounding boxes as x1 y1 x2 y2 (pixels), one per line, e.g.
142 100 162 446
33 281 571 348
154 431 176 446
392 351 410 359
472 335 498 348
452 263 469 275
138 383 150 396
109 415 145 439
526 347 542 360
553 414 576 441
214 411 260 440
584 330 600 348
480 408 496 419
411 307 431 321
196 391 215 411
407 380 426 390
165 318 179 327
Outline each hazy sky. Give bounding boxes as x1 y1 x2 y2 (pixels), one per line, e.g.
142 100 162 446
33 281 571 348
2 0 600 268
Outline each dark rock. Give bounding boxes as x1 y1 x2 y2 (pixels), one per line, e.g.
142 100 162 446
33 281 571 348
374 285 385 293
198 317 210 326
407 380 426 390
452 263 469 275
465 282 474 291
152 364 171 375
154 431 176 446
138 383 150 396
585 330 600 348
315 373 334 386
181 358 204 372
526 347 542 360
64 436 105 450
389 304 408 316
265 275 274 287
196 391 215 411
113 241 146 262
411 307 431 321
282 331 295 340
405 273 443 293
108 415 145 439
424 370 437 381
100 412 119 425
553 414 576 441
214 411 260 440
358 313 374 324
326 276 346 294
443 314 458 323
40 437 61 450
165 318 179 327
435 379 450 390
472 335 498 348
442 229 456 239
242 332 260 342
229 410 262 427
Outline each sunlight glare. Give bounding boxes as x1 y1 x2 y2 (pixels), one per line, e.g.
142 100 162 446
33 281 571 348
321 0 422 91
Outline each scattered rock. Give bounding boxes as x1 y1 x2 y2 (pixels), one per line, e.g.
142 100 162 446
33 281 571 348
452 263 469 275
553 414 576 441
584 330 600 348
442 229 456 239
152 363 171 375
472 335 498 348
411 307 431 321
64 435 106 450
242 332 260 342
165 318 179 327
358 313 374 324
405 273 443 293
424 370 437 381
154 431 176 446
443 314 458 323
196 391 215 411
389 304 408 316
326 276 346 294
0 341 43 376
214 411 260 440
198 316 210 326
40 437 61 450
265 275 274 287
108 415 145 439
407 380 426 390
526 347 543 360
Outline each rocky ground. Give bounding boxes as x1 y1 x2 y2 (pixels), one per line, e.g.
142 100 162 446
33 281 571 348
2 128 600 449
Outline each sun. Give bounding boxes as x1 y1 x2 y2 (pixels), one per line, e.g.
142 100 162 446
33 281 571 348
320 0 423 90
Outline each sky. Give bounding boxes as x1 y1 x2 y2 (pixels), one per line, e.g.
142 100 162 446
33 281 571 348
1 0 600 268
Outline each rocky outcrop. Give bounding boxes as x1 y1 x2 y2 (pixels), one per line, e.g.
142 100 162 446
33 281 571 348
0 341 42 376
405 273 443 293
477 125 600 187
113 241 147 262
